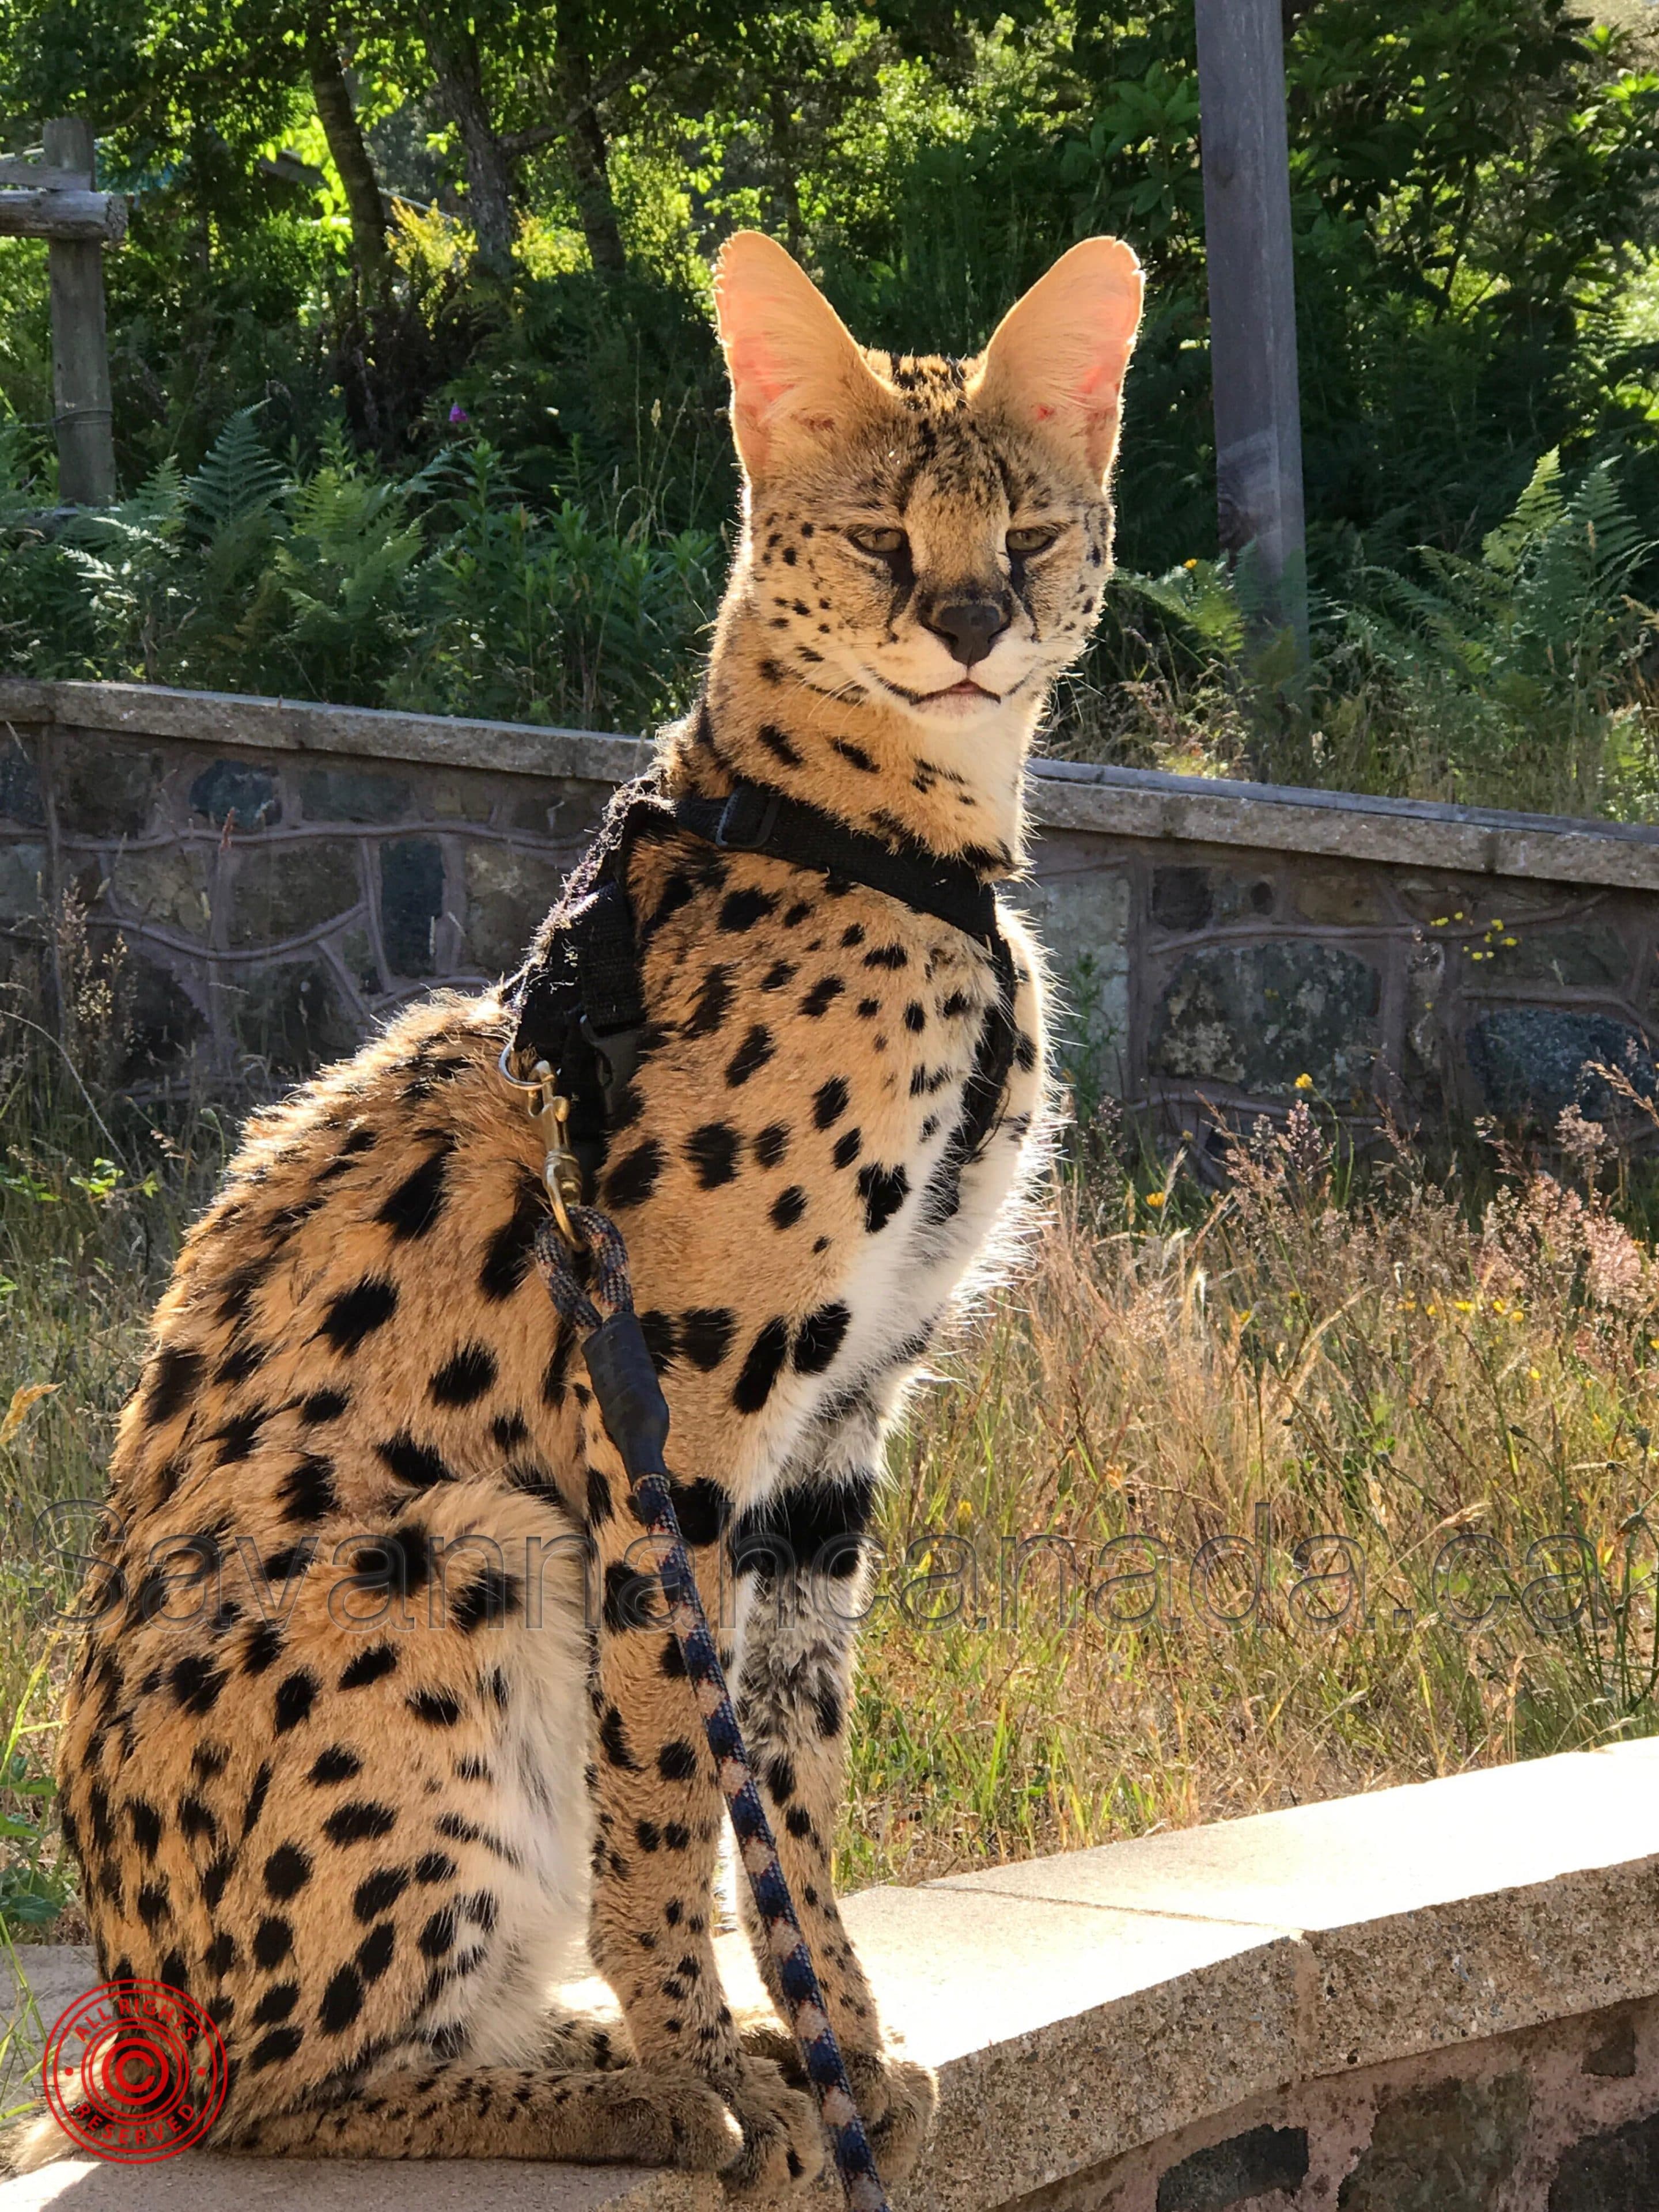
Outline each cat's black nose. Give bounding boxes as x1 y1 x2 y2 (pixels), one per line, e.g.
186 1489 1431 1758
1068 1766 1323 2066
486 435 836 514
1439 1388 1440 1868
925 598 1009 669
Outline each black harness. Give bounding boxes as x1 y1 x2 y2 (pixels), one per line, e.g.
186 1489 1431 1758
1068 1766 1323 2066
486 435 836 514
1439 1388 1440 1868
505 770 1019 1198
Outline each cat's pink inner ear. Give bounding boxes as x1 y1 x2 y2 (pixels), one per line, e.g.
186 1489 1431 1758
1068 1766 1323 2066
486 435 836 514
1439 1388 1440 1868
714 232 876 477
975 237 1144 484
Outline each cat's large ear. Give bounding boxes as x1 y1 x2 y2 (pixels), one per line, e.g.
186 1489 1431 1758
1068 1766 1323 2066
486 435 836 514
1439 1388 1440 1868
713 232 885 480
974 237 1143 486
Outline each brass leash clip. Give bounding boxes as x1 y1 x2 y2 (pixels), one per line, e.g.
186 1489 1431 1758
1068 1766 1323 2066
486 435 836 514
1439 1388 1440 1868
498 1044 584 1248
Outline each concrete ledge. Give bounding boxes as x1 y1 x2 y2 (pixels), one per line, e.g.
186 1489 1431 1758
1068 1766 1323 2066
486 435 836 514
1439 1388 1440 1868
6 1743 1657 2211
7 676 1659 893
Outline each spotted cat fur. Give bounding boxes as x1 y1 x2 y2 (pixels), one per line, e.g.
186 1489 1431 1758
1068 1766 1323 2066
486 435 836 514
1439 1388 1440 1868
12 230 1142 2187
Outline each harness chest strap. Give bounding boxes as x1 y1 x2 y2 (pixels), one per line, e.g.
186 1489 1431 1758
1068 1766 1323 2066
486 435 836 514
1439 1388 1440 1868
506 775 1020 1198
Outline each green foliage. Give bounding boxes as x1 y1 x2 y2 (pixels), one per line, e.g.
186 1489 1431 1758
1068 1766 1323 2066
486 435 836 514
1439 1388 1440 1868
0 414 721 728
1105 451 1659 817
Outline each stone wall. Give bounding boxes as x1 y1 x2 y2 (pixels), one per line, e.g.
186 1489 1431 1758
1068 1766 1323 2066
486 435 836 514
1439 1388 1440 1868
5 677 1659 1130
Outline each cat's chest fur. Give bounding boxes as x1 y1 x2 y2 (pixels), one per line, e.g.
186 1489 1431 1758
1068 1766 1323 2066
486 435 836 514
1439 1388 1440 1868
612 835 1047 1509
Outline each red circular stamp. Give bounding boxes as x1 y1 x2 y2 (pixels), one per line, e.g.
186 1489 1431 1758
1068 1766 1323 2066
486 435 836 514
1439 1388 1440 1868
43 1980 228 2163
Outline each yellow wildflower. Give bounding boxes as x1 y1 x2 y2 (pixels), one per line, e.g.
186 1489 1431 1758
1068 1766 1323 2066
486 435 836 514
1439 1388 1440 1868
1294 1072 1313 1091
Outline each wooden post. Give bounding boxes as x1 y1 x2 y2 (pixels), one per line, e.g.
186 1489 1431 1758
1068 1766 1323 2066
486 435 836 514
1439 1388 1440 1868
1193 0 1308 658
43 116 116 506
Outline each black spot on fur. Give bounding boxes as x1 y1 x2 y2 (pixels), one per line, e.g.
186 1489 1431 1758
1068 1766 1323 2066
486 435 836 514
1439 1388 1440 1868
753 1123 790 1168
274 1669 318 1733
719 888 778 934
145 1346 204 1427
211 1410 263 1465
253 1916 293 1966
858 1162 909 1233
813 1077 849 1127
732 1471 875 1580
248 2025 304 2071
599 1705 640 1768
408 1690 462 1728
171 1654 226 1716
685 1123 740 1188
638 1309 678 1370
733 1319 790 1414
604 1566 661 1635
323 1801 396 1846
665 1478 728 1547
263 1844 312 1899
429 1345 497 1406
657 1740 699 1783
339 1644 397 1690
377 1434 455 1488
684 964 734 1038
418 1908 457 1959
793 1304 850 1374
320 1278 397 1354
243 1763 273 1838
832 738 878 773
128 1799 162 1858
586 1466 613 1525
757 722 803 768
479 1172 544 1301
771 1186 808 1230
356 1922 396 1982
725 1026 775 1085
452 1569 521 1633
680 1309 736 1370
801 976 843 1017
354 1868 408 1921
279 1452 337 1525
765 1755 797 1802
376 1145 453 1241
302 1389 349 1424
605 1139 664 1210
309 1747 361 1786
832 1128 862 1169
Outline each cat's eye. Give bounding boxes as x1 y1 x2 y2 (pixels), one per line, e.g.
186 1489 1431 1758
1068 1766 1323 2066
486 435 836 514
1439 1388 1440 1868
847 525 907 556
1006 524 1060 556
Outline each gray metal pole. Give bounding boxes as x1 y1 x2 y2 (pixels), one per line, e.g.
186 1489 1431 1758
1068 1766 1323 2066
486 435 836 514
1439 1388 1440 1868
43 116 116 505
1193 0 1307 657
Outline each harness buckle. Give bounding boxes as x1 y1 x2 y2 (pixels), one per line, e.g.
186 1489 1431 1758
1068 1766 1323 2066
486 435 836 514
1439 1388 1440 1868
714 786 782 851
497 1043 584 1248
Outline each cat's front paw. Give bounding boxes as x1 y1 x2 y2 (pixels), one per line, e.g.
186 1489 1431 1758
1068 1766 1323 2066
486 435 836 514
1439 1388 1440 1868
843 2050 938 2181
734 2028 938 2183
718 2055 826 2198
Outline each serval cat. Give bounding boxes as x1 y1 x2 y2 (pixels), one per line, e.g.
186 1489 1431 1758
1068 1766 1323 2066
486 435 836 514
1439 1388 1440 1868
16 230 1142 2187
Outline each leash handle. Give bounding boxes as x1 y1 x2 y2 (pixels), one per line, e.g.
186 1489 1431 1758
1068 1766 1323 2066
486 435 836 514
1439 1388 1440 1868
536 1213 891 2212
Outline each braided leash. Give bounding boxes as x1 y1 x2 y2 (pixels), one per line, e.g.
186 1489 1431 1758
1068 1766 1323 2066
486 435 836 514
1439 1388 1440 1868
536 1209 891 2212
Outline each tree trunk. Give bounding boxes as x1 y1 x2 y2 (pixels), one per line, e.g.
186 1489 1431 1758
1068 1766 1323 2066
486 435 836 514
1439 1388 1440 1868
552 0 627 275
421 9 517 270
308 24 392 305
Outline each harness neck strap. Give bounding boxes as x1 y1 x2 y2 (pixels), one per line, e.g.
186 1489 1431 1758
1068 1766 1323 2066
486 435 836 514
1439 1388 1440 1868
507 772 1015 1192
670 782 1001 947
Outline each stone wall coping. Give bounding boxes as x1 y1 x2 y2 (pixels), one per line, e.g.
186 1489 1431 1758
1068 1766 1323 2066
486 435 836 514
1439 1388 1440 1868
7 676 1659 894
6 1740 1658 2211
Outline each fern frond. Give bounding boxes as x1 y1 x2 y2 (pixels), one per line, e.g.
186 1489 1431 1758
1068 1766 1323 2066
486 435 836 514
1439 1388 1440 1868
185 408 287 533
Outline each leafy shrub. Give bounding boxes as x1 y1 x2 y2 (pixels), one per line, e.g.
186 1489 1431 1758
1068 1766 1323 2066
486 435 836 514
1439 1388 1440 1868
0 411 722 732
1086 452 1659 819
